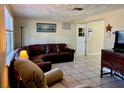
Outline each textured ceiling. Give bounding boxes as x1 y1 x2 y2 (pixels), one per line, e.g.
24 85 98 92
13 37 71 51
10 4 124 21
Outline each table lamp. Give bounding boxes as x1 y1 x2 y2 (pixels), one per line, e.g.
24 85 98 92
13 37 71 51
19 50 29 59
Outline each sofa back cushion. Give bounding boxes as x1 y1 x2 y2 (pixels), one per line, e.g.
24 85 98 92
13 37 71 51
57 44 67 53
29 44 46 56
46 44 57 54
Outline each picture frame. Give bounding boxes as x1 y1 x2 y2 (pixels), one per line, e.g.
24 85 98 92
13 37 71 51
37 23 56 32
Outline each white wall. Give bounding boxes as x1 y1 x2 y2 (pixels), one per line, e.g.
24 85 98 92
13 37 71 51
74 8 124 49
15 8 124 53
14 18 76 49
87 20 105 55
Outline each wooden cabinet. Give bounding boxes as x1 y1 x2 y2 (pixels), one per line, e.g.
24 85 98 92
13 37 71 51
101 49 124 79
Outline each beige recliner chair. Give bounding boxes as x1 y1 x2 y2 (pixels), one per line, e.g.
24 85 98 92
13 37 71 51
14 58 91 88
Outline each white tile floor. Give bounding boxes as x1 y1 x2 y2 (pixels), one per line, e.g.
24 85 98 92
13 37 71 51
52 55 124 88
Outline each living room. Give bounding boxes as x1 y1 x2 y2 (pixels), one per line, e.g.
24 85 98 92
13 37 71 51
1 1 124 90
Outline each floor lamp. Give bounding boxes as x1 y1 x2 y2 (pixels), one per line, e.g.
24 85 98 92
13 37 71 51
20 26 23 48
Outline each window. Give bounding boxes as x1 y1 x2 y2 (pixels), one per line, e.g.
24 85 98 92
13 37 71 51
6 32 13 54
4 7 14 64
4 7 13 31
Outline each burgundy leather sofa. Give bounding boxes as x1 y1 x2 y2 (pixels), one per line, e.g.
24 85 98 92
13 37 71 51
16 43 75 63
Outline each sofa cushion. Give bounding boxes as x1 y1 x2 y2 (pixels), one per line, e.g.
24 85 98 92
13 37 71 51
40 52 73 63
57 44 66 53
46 44 57 54
30 44 46 56
30 55 44 61
30 54 58 62
14 58 48 88
60 52 72 58
36 61 52 72
31 57 44 63
40 53 59 59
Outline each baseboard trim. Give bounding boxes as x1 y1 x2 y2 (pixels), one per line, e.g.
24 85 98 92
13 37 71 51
87 53 101 55
75 53 101 56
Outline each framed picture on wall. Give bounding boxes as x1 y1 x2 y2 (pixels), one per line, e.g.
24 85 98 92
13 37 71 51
37 23 56 32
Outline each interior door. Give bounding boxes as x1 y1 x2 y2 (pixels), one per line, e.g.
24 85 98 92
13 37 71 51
76 24 87 56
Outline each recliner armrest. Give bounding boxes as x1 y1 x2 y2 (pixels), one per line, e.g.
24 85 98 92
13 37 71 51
45 68 63 86
66 48 75 53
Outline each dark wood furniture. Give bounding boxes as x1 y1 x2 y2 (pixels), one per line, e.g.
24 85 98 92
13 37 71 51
101 49 124 79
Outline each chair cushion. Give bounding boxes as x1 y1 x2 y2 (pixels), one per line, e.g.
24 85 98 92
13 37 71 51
46 44 57 54
30 44 46 56
14 58 48 88
57 44 66 53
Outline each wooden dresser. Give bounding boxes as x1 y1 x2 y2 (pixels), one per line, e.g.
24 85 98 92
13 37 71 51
101 49 124 79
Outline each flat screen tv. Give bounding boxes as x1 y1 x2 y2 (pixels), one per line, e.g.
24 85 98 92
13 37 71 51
113 31 124 52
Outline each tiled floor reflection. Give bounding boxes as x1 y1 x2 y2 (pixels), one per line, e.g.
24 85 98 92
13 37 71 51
51 55 124 88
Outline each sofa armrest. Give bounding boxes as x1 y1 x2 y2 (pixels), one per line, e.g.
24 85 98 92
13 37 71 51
66 48 75 53
36 61 52 72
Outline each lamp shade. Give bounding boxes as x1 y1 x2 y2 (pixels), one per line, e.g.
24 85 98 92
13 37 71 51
19 50 29 59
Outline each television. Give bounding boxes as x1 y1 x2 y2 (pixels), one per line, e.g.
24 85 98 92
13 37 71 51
113 31 124 52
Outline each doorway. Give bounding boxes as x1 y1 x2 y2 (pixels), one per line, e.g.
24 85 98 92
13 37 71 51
76 24 88 56
76 20 105 56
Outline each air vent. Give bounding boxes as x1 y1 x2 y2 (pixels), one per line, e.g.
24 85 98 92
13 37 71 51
62 22 71 30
